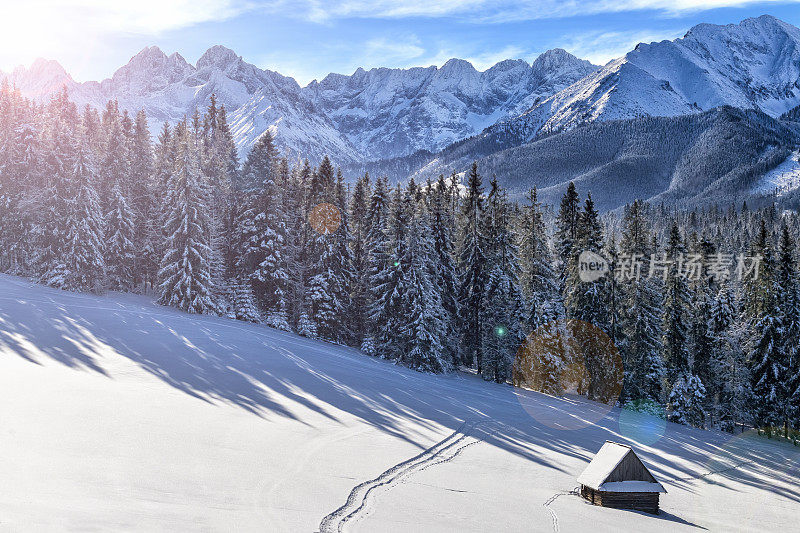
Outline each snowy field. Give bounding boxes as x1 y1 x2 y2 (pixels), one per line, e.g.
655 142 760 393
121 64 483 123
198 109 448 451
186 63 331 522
0 274 798 532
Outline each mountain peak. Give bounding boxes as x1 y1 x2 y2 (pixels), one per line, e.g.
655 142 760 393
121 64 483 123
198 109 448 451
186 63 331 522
532 48 595 71
197 45 241 70
3 58 74 101
684 14 800 42
24 58 70 78
132 46 168 62
440 58 476 74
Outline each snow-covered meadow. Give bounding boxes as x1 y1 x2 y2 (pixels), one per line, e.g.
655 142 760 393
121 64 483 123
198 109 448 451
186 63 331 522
0 274 798 532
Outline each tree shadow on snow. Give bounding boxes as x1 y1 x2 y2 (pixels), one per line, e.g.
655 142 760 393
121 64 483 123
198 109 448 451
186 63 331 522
2 274 800 513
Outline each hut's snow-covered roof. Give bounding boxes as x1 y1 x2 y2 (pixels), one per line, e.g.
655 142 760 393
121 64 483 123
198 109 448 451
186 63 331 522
577 441 666 493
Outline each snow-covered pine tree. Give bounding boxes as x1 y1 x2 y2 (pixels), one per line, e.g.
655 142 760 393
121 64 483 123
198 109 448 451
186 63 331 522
746 220 785 434
129 110 156 290
709 283 750 432
396 193 449 373
194 104 234 316
281 160 308 329
555 181 580 287
294 159 318 338
689 234 715 402
332 169 355 342
105 180 136 291
63 142 106 292
668 373 707 428
428 174 460 367
38 105 76 288
0 103 35 274
480 178 524 383
567 193 614 402
602 233 623 348
363 176 393 355
304 160 351 343
157 121 215 314
349 173 371 346
457 162 488 372
777 222 800 435
619 201 664 402
151 123 175 290
99 104 129 211
374 182 414 358
239 130 290 329
518 187 559 331
662 222 691 393
225 187 262 323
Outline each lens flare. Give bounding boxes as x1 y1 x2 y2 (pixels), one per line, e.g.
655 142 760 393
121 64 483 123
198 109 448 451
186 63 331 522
513 319 623 430
618 400 667 445
309 202 341 235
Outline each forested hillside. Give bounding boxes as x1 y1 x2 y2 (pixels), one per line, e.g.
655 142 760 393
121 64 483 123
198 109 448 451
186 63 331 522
1 84 799 438
411 107 798 211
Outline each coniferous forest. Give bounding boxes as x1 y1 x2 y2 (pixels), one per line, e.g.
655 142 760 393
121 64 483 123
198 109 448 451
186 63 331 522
2 84 800 439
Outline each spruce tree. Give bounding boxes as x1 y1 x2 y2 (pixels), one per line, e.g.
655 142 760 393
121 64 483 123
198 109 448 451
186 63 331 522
747 220 785 433
157 122 215 314
63 143 106 292
397 197 449 373
129 109 155 289
105 180 137 291
457 162 488 372
479 178 523 382
662 222 691 392
619 202 664 402
778 223 800 435
429 174 461 367
710 283 750 432
349 173 372 345
518 187 559 331
363 176 393 355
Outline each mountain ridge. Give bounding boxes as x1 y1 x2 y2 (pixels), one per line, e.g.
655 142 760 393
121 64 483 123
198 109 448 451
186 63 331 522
1 13 799 196
0 45 597 163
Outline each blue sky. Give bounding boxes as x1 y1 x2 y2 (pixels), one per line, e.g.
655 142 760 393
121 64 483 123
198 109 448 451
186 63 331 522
2 1 800 86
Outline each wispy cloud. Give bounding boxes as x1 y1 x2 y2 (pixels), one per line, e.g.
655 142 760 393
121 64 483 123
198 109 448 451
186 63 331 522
361 36 427 65
557 28 686 65
286 0 800 23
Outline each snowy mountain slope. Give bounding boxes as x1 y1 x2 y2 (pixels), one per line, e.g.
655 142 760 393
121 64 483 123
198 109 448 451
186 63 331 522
1 47 595 164
1 274 798 531
495 15 800 143
304 49 597 160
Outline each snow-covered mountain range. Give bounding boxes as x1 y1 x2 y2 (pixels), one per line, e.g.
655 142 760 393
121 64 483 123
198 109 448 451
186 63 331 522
2 14 799 173
0 45 595 163
493 15 800 143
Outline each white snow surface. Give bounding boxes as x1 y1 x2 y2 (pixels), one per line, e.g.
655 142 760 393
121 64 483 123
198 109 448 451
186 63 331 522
1 274 799 532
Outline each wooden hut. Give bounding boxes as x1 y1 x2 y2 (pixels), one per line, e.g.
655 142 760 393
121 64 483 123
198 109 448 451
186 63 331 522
577 441 666 514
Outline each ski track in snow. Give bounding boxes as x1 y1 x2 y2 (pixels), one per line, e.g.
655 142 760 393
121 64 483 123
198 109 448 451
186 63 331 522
319 419 483 533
